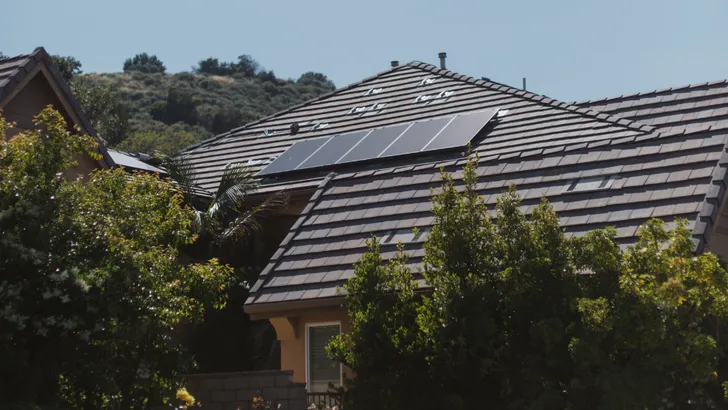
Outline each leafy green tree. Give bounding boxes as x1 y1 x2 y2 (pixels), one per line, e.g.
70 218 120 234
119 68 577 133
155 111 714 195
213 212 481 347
233 55 259 77
51 55 82 82
298 71 334 88
70 77 130 146
0 108 231 409
116 130 198 155
329 154 728 410
123 53 166 74
163 156 287 248
150 86 198 127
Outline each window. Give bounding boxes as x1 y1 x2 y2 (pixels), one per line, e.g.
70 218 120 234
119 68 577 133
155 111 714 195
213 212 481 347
306 323 342 392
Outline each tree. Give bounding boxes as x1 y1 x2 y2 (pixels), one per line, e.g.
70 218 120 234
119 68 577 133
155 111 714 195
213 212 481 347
116 130 198 155
163 155 287 249
51 55 83 82
233 55 259 77
70 77 130 146
0 107 231 409
329 154 728 409
123 53 166 74
297 72 334 89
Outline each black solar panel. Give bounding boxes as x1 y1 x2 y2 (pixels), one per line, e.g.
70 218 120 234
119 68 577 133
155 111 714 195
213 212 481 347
380 116 455 158
425 109 497 151
258 136 331 176
339 123 410 164
257 109 498 177
299 130 369 170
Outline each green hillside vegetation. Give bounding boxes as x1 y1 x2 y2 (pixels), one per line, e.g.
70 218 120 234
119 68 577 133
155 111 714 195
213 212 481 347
53 53 336 154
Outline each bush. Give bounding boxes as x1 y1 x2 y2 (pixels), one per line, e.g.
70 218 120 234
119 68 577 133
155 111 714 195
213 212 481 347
330 154 728 409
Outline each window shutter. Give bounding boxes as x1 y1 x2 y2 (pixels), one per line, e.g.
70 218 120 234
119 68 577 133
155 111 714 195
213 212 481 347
308 324 340 392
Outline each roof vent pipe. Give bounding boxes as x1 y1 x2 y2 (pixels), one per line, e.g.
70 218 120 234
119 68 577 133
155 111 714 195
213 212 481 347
391 60 399 68
438 52 447 70
523 77 527 91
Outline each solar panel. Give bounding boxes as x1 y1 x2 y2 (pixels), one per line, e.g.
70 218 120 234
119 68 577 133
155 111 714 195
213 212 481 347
299 130 369 170
257 109 498 177
425 109 497 151
258 136 331 176
380 115 455 158
338 123 410 164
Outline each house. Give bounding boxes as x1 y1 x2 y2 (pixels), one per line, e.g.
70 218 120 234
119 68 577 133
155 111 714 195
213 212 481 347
0 47 115 174
182 55 728 394
0 47 172 177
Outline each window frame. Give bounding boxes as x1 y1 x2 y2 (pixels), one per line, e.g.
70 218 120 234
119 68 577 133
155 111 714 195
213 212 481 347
305 321 343 392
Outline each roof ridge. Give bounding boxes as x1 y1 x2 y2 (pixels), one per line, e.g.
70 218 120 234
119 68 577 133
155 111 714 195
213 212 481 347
576 79 728 106
405 61 656 136
181 64 411 153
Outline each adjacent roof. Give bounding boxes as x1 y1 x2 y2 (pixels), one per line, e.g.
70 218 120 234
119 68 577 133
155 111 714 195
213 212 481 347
0 47 115 168
238 66 728 312
108 149 166 174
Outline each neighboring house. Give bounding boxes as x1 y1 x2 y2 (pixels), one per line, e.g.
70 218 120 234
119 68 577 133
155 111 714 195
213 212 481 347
0 47 115 174
182 56 728 393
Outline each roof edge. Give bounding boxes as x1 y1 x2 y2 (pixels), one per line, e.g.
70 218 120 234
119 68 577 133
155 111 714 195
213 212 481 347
245 172 338 305
33 47 117 168
692 143 728 253
575 79 728 107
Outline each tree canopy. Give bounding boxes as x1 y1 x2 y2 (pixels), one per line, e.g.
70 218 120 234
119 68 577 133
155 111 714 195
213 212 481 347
51 55 83 82
64 53 335 154
329 154 728 410
123 53 167 74
0 107 231 409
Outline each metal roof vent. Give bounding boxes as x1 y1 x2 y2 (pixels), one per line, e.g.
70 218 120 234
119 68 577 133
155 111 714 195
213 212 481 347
418 77 438 87
497 109 510 118
438 52 447 70
290 123 300 135
414 90 455 105
364 88 384 96
347 103 387 116
391 60 399 67
311 122 329 131
565 176 619 193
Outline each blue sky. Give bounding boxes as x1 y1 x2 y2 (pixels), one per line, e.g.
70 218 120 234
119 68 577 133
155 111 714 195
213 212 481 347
3 0 727 102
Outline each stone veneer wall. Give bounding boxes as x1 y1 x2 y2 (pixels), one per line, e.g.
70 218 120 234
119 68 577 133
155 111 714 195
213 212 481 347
185 370 307 410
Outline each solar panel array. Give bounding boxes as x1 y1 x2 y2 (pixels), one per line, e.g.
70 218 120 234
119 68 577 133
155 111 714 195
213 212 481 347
258 109 498 177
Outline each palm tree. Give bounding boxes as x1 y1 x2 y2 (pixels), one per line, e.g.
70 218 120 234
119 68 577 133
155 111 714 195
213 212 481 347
162 154 288 247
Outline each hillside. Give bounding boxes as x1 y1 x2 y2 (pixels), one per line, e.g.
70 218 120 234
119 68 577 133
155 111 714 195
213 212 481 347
64 54 336 154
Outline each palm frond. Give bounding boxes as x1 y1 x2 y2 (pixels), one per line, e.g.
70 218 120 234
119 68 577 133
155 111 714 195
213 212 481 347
161 153 197 200
209 163 259 217
214 190 289 245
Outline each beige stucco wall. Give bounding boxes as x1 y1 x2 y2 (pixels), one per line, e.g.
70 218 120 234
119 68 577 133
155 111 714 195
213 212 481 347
270 305 352 387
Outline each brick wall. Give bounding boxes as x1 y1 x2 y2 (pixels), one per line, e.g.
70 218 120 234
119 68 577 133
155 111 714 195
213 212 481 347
185 370 307 410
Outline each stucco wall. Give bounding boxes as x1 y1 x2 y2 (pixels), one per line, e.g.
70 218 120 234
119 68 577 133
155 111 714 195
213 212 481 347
272 305 352 387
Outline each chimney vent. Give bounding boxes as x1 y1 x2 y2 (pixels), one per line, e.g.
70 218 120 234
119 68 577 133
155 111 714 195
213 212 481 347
438 52 447 70
391 60 399 68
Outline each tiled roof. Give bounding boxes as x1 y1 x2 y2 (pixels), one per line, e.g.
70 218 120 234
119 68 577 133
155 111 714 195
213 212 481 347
235 64 728 308
246 130 728 306
577 80 728 135
0 47 115 168
184 62 653 193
